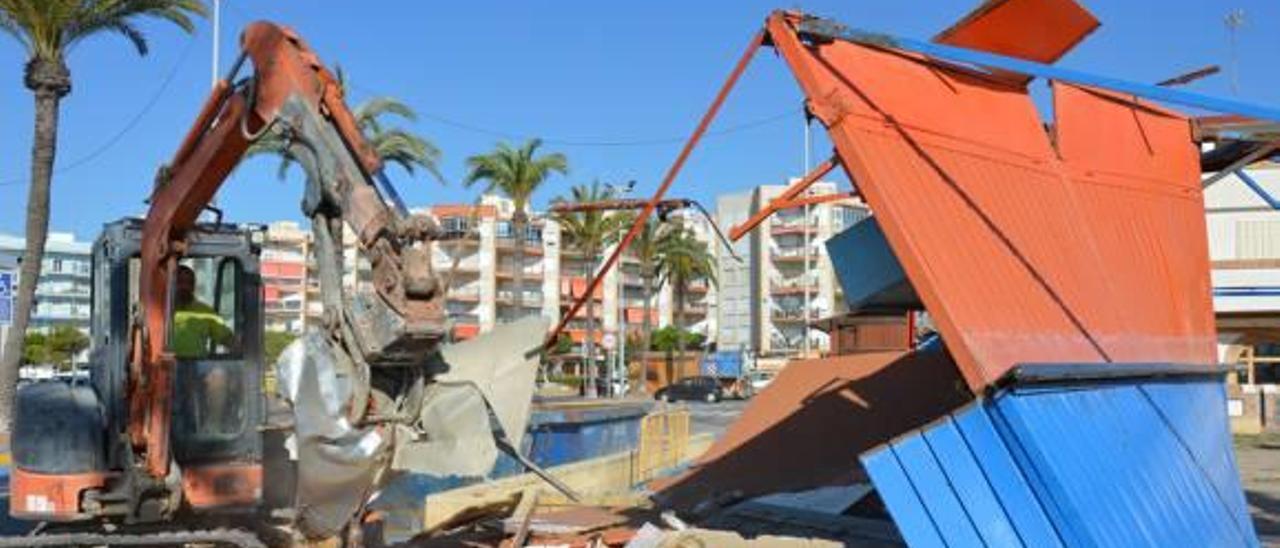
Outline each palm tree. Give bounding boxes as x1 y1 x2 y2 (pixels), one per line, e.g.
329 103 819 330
656 226 717 371
0 0 207 431
628 218 668 393
465 139 567 316
248 67 443 183
553 181 629 398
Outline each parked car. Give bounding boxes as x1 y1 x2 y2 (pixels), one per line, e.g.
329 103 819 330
746 370 777 397
655 376 725 403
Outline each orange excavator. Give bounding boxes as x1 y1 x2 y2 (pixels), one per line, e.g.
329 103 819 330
2 21 519 547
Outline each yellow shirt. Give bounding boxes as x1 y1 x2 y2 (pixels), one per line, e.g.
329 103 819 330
172 300 233 359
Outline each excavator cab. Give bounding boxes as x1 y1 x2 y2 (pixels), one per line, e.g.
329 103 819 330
11 218 266 521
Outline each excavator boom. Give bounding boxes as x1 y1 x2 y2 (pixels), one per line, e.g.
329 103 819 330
133 21 445 481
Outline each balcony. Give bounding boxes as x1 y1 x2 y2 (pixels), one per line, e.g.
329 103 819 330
681 302 709 316
770 217 816 236
495 237 544 255
435 259 482 274
496 291 543 307
772 308 820 323
447 288 482 302
496 263 544 279
770 282 817 296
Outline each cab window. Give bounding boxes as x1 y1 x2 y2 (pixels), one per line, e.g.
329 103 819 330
169 257 241 360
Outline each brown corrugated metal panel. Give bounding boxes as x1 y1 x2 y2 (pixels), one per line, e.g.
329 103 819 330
827 317 910 355
767 14 1215 390
934 0 1099 85
653 350 970 511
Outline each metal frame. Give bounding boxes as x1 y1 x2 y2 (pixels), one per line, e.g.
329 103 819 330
795 16 1280 123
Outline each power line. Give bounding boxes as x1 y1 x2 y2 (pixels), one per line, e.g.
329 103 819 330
0 34 201 187
415 107 801 148
343 80 801 148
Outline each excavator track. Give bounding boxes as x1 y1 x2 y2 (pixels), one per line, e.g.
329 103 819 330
0 527 266 547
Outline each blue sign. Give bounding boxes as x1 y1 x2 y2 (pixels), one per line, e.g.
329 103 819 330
0 271 11 325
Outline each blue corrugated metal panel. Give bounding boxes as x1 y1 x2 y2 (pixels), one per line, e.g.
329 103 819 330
950 405 1063 547
893 434 986 546
861 446 948 548
864 377 1258 547
922 419 1026 547
825 218 920 311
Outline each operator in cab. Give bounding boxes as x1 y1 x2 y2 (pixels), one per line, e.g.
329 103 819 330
171 264 234 359
172 264 241 433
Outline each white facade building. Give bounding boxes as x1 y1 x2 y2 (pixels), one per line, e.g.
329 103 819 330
714 181 868 358
0 232 93 332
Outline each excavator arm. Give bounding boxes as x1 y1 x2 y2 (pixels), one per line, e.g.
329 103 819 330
132 22 445 480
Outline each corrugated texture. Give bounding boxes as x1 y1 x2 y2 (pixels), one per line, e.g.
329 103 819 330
772 16 1215 390
862 378 1259 547
653 349 971 510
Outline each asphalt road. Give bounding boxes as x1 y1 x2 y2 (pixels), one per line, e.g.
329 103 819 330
683 398 750 438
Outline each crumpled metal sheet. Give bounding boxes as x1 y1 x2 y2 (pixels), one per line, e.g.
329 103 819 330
276 331 386 539
433 315 547 449
390 382 496 477
276 316 548 537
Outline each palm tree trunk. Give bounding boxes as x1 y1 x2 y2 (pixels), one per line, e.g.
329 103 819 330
583 263 597 399
675 279 687 375
512 210 526 319
1 63 69 432
639 270 654 394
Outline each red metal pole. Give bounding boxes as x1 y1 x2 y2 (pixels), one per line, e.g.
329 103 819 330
546 30 767 348
728 155 838 241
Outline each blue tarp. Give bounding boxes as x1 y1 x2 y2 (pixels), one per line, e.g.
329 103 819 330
862 375 1259 547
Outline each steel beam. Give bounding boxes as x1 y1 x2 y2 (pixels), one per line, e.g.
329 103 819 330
729 155 839 241
796 17 1280 123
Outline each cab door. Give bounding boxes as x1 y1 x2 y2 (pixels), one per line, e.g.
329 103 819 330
168 256 263 508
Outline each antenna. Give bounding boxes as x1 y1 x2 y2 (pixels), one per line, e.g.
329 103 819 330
1225 8 1246 96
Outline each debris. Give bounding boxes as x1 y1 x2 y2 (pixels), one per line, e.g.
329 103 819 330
507 489 541 547
654 350 969 511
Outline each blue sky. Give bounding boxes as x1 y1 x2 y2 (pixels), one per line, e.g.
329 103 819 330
1 1 1277 239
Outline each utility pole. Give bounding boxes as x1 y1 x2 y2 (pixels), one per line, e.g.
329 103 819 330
1225 8 1245 96
211 0 221 88
802 118 812 358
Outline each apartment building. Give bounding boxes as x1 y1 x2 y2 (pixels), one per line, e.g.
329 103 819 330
0 232 93 332
715 181 868 359
259 220 363 334
426 195 717 361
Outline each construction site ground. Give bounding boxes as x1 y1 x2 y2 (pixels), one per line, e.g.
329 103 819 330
1236 434 1280 545
0 408 1276 542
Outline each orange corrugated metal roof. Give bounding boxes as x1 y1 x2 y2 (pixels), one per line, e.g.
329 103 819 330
767 10 1215 390
934 0 1098 85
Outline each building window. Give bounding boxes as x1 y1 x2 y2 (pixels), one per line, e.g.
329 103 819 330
441 217 471 238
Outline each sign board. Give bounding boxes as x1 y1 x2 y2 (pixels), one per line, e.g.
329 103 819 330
0 271 12 325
